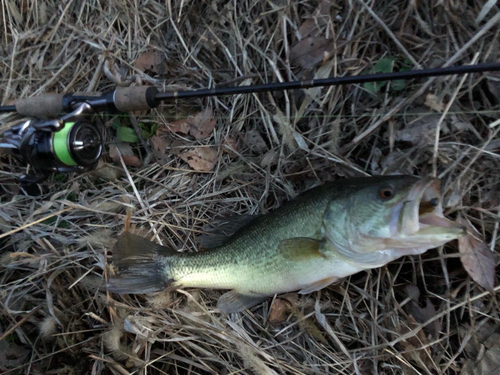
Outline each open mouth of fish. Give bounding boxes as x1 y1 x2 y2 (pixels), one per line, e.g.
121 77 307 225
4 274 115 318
396 178 466 241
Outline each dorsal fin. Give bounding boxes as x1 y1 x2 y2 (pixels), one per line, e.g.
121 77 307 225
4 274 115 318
200 214 260 249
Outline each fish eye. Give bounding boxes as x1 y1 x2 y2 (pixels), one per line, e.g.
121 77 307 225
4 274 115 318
379 186 395 200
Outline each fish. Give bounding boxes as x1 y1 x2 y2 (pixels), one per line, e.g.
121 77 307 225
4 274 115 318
107 175 466 313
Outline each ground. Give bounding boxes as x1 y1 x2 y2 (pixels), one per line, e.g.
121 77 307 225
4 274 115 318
1 1 499 374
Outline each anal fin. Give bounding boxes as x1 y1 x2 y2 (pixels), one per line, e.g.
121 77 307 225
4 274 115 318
298 276 337 294
217 290 268 313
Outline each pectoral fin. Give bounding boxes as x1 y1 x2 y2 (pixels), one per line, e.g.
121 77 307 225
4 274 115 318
217 290 268 313
278 238 326 261
298 276 337 294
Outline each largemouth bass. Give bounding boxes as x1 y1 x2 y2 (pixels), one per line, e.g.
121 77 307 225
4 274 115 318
108 175 466 313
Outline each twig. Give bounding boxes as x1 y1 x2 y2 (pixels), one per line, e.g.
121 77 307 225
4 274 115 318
357 0 421 68
0 306 41 342
432 54 479 176
0 207 73 239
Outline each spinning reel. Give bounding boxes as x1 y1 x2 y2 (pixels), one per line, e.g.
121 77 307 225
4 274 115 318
1 103 103 190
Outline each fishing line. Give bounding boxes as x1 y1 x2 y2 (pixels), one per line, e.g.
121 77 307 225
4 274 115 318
62 109 500 121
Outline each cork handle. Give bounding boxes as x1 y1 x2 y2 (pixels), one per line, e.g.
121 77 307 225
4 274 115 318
114 86 159 112
15 93 65 119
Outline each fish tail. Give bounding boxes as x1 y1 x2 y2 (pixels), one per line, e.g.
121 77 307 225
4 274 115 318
107 232 176 294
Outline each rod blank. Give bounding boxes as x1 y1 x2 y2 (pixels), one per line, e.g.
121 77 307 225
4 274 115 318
155 62 500 101
1 61 500 117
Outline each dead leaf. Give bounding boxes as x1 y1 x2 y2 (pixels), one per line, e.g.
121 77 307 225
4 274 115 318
104 54 135 86
109 143 143 168
244 130 268 153
92 161 124 181
462 322 499 358
163 109 216 140
0 338 29 371
462 333 500 375
280 293 298 306
188 108 216 140
166 118 190 134
398 315 434 372
260 150 278 168
403 285 440 338
169 139 185 156
150 134 170 161
297 0 332 39
424 93 445 112
179 147 217 172
290 37 336 70
222 137 238 156
135 49 166 76
395 115 447 146
269 299 290 323
457 216 496 293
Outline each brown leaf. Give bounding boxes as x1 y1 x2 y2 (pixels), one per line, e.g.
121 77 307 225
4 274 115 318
269 298 290 323
244 130 268 153
134 49 166 75
403 285 440 338
280 292 298 305
179 147 217 172
260 150 278 168
457 217 496 292
462 333 500 375
104 55 134 86
222 137 239 156
166 118 190 134
92 161 124 181
163 109 216 140
150 135 170 162
188 108 216 140
290 37 336 70
297 0 332 39
395 115 444 146
462 322 499 358
424 93 445 112
398 315 434 372
109 143 143 168
0 339 29 371
169 139 186 156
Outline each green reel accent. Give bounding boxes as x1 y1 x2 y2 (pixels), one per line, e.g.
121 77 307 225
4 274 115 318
53 122 77 166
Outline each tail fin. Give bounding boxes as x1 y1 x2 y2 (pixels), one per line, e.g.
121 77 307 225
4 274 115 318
107 232 176 294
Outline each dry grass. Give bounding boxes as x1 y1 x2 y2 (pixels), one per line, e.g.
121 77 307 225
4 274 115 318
1 1 500 374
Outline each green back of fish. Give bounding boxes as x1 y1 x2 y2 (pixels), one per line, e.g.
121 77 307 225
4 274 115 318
171 182 339 282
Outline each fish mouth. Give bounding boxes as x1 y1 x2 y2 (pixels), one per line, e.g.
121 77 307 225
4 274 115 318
396 178 466 241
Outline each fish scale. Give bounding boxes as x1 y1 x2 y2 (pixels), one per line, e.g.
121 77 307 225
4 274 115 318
171 186 332 283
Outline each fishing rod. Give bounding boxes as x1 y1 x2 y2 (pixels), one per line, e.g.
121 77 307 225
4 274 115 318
1 61 500 191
